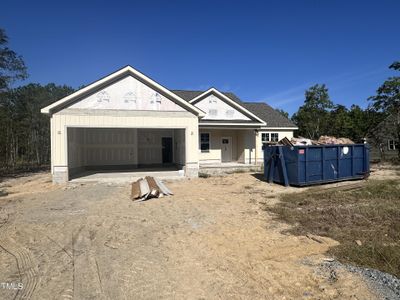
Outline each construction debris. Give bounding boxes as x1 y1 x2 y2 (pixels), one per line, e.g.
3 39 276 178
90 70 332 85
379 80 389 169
290 137 314 146
318 135 355 145
131 176 173 201
278 137 294 147
289 136 355 146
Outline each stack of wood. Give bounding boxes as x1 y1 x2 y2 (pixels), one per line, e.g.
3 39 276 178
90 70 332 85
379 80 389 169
131 176 173 201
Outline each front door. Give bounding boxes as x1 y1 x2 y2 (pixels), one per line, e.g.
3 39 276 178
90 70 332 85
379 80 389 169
162 137 173 164
221 137 232 162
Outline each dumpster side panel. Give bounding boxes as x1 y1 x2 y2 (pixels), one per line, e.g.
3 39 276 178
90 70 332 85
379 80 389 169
263 144 369 186
282 147 299 185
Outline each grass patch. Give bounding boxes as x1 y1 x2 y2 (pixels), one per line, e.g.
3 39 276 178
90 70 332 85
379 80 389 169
267 180 400 278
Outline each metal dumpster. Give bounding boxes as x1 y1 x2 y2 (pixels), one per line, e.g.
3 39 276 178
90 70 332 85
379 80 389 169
263 144 370 186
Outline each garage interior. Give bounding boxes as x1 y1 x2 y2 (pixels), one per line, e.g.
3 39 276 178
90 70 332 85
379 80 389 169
67 127 186 180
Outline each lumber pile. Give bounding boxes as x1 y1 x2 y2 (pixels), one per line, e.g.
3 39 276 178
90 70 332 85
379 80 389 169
131 176 173 201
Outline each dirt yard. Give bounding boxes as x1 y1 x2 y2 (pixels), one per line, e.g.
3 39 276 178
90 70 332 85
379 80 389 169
0 167 396 299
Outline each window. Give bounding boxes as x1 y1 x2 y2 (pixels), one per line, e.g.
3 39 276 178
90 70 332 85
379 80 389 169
200 133 210 152
261 133 269 143
388 140 397 150
261 132 279 143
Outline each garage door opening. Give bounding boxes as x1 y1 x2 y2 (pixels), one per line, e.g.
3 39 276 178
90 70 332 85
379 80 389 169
67 128 186 181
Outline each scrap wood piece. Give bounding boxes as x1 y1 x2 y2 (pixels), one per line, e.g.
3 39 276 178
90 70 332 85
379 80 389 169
131 176 173 201
278 137 294 147
154 177 173 195
138 178 150 200
145 176 160 198
131 180 141 200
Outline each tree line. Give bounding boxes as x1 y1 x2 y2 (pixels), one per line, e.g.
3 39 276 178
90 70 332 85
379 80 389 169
288 84 385 143
282 62 399 158
0 29 74 171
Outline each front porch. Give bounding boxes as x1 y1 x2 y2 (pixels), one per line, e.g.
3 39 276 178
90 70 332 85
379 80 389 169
199 128 260 165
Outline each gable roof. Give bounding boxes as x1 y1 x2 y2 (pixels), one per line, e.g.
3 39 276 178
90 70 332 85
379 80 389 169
171 89 297 128
41 66 205 117
243 102 297 128
171 90 243 104
184 88 266 125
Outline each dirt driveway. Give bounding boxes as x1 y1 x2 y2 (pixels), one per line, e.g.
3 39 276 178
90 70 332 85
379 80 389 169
0 171 383 299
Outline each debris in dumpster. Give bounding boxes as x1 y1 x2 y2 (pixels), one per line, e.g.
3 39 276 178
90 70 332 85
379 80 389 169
278 137 294 147
318 135 354 145
289 136 355 146
131 176 173 201
290 137 314 145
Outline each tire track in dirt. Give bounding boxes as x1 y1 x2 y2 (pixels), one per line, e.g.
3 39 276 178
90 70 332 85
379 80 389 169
0 236 39 299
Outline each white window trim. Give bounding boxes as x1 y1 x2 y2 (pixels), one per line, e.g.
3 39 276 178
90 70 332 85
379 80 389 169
271 133 279 142
261 132 279 143
261 133 270 143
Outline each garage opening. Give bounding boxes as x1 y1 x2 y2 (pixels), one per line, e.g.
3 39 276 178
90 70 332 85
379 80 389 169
67 128 186 180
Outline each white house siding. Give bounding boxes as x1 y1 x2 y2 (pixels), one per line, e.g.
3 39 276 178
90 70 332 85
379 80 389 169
51 110 199 183
199 129 256 164
255 129 294 163
70 75 185 112
195 94 251 120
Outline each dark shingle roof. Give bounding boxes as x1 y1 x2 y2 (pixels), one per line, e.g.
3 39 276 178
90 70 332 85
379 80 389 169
243 102 296 127
170 89 296 128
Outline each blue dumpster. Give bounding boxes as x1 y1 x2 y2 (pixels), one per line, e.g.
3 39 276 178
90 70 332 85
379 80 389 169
263 144 370 186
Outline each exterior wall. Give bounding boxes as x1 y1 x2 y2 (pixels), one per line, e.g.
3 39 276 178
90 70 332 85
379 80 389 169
51 110 198 183
255 129 294 163
198 129 239 163
194 94 251 120
239 130 256 164
198 129 256 164
70 75 185 111
174 129 186 166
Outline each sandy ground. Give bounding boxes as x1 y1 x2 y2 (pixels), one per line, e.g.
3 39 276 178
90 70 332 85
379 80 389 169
0 167 397 299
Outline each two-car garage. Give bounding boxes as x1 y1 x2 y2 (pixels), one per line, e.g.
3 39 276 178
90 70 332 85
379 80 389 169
42 66 204 183
67 127 186 178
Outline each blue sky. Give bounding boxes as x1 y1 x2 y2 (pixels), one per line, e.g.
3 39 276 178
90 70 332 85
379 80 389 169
1 0 399 116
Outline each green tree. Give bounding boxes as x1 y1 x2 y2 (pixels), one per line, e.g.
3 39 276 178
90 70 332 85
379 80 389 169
275 108 289 118
0 28 27 91
369 61 400 157
292 84 333 139
328 104 352 138
0 84 74 169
